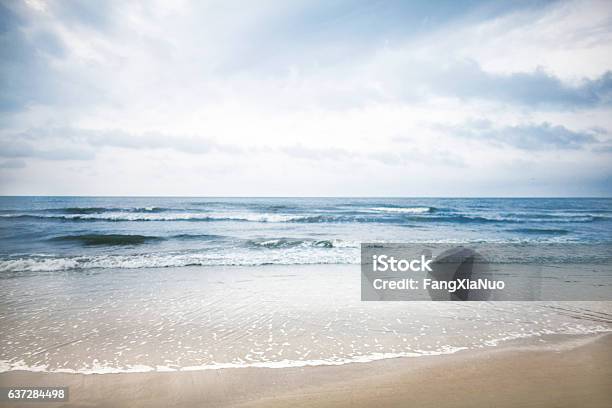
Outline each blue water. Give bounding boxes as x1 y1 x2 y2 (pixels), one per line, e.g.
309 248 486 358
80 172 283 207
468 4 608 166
1 197 611 272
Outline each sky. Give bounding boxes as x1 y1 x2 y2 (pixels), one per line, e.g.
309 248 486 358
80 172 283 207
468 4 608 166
1 0 611 196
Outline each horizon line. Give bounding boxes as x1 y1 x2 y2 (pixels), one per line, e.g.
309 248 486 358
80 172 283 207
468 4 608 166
1 195 611 199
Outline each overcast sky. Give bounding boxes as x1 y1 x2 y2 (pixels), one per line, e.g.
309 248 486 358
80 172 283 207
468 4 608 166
1 0 611 196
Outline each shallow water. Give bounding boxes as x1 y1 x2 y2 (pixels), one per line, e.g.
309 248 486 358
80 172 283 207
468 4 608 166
1 265 611 373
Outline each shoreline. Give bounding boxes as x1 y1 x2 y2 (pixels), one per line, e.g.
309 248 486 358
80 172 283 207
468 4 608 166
1 332 610 407
1 328 610 375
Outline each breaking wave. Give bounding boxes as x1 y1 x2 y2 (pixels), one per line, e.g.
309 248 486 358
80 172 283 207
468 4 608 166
247 238 357 249
507 228 570 235
0 249 360 272
367 206 436 214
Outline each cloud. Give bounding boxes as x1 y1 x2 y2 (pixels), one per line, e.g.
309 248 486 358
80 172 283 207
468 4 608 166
280 144 354 160
0 137 95 160
428 61 612 108
592 144 612 153
1 0 134 116
1 0 611 195
0 127 245 161
2 0 601 115
0 159 26 169
437 120 601 150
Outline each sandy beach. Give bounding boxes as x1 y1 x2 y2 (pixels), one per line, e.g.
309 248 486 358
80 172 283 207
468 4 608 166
1 333 610 408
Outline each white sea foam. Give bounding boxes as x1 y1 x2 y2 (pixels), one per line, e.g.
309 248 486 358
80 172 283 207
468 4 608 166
0 212 322 223
0 249 360 272
368 207 432 214
2 327 610 375
0 257 80 272
0 349 465 374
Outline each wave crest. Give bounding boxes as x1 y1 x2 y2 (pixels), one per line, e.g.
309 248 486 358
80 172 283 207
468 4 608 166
0 250 360 272
368 206 435 214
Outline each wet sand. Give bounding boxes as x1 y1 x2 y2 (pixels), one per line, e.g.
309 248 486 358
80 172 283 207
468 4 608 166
1 333 610 408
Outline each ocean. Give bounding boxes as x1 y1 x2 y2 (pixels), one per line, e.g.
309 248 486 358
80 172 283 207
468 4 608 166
1 197 611 373
1 197 611 272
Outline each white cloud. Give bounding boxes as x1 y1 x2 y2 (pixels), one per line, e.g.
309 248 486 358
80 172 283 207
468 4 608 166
1 0 611 196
